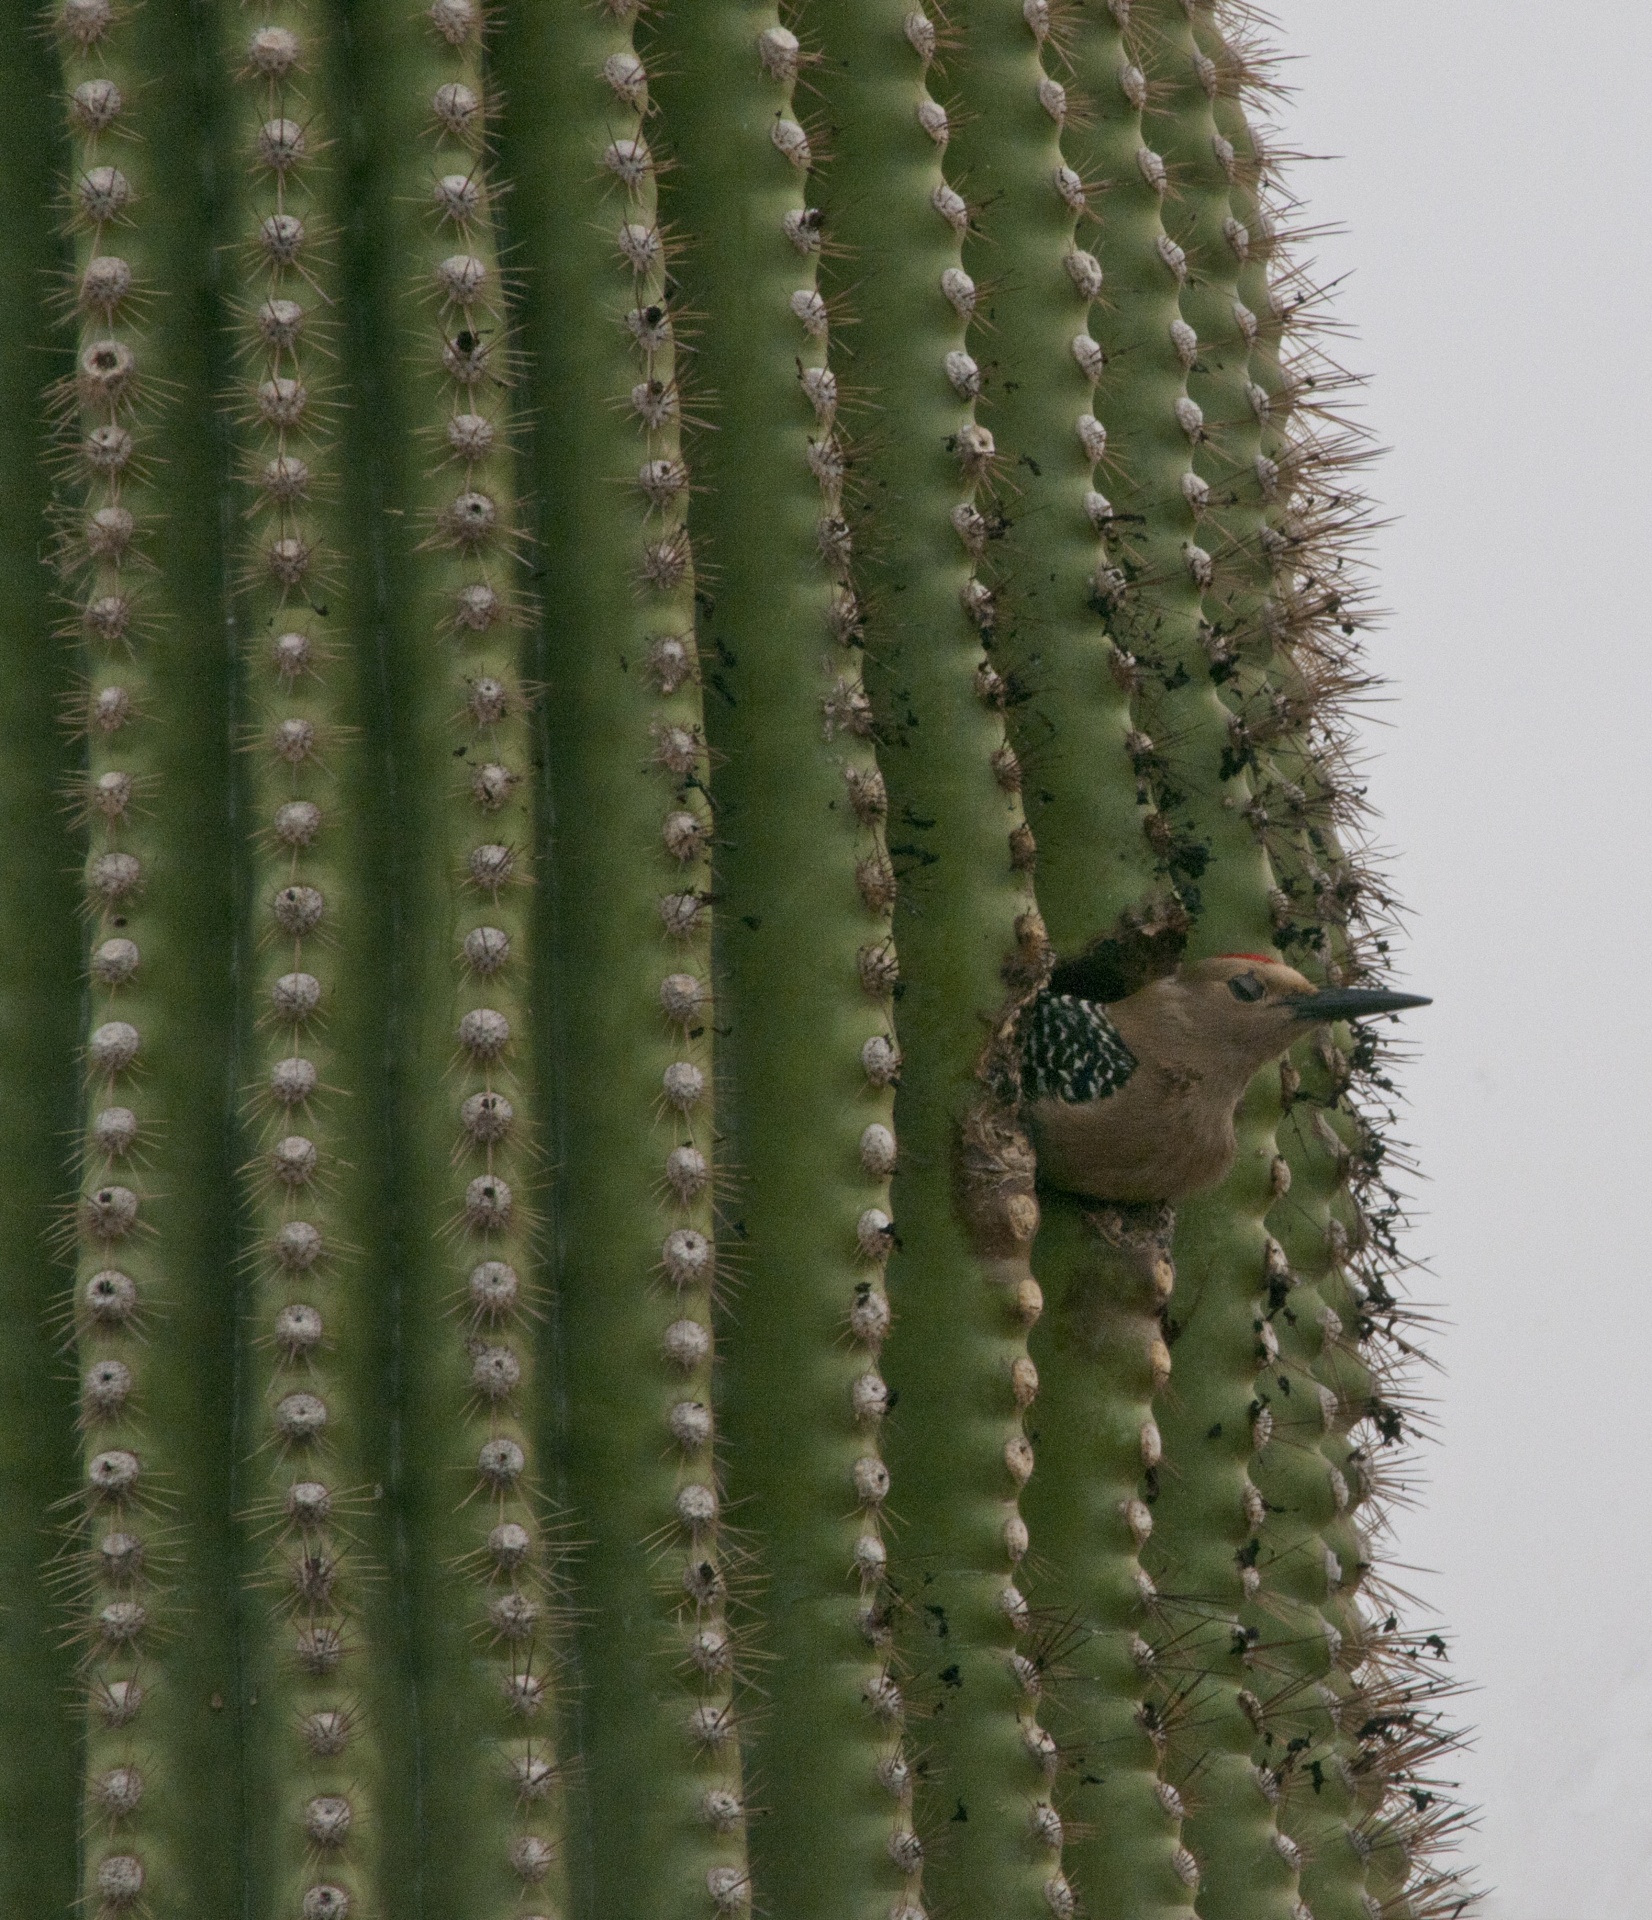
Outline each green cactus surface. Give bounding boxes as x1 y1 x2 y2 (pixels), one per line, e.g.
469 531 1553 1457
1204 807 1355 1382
0 3 1474 1918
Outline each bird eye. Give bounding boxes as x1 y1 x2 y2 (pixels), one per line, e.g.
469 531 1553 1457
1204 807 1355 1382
1228 973 1266 1003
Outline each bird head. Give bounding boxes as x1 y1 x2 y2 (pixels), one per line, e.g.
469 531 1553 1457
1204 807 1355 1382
1136 954 1431 1081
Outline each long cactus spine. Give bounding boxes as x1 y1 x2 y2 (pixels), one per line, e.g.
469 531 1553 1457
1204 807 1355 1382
0 4 1474 1919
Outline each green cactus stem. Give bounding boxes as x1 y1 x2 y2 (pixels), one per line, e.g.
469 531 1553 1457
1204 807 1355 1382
1022 1197 1206 1920
0 19 81 1911
221 8 394 1910
806 4 1066 1914
52 2 247 1913
339 5 565 1906
0 3 1474 1917
647 7 912 1913
500 3 747 1914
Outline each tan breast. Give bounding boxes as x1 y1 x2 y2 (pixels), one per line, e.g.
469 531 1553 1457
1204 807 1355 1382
1026 1066 1239 1204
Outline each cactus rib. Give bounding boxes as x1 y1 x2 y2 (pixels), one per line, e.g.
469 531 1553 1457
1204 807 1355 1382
806 1 1075 1913
53 0 246 1911
647 4 916 1913
219 8 407 1910
498 0 749 1913
0 11 80 1909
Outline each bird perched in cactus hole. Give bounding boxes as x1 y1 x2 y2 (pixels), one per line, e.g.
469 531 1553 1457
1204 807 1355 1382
1020 954 1430 1203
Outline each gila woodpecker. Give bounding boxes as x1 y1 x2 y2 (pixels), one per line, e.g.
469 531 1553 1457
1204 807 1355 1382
1020 955 1429 1203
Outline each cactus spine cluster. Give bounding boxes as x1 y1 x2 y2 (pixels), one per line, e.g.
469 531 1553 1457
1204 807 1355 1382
0 2 1474 1918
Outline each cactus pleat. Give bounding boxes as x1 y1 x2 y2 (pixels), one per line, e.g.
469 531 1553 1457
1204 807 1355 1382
1021 1199 1206 1920
1 3 1472 1917
0 20 81 1909
643 9 913 1914
50 0 249 1912
798 3 1076 1914
497 3 749 1914
330 1 567 1905
221 9 398 1911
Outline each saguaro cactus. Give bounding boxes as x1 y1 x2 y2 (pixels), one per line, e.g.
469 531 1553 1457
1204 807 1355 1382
0 2 1474 1918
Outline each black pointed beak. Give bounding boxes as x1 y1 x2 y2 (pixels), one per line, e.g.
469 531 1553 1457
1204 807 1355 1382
1291 987 1432 1023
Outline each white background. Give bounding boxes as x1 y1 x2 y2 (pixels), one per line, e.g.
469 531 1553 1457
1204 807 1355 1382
1263 2 1652 1912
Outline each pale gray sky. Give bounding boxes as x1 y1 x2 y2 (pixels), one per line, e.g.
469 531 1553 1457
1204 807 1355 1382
1267 1 1652 1913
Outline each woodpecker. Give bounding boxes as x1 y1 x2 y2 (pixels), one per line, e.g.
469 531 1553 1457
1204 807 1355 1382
1020 954 1430 1204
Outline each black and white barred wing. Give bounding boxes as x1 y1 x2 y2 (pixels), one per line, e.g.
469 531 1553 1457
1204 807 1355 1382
1020 992 1138 1105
